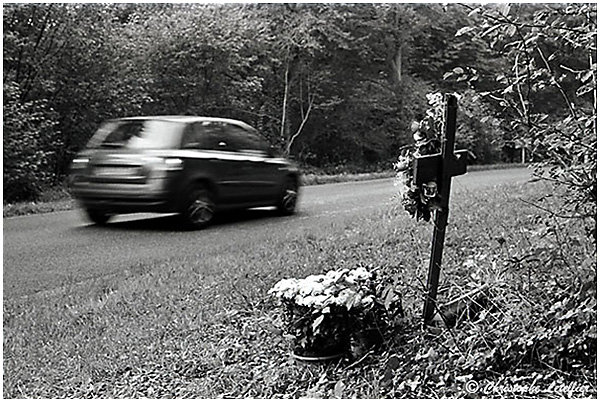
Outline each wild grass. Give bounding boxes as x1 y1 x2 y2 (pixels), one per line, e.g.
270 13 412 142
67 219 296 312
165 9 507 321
3 178 595 398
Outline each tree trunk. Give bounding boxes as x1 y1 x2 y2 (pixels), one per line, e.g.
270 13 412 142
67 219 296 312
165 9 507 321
280 59 290 149
392 46 402 84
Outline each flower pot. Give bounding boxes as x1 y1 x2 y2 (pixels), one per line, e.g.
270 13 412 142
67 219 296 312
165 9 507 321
291 350 346 362
290 336 349 362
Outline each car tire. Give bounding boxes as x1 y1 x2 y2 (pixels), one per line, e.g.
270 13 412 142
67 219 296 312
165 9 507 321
277 176 299 215
85 208 111 225
182 184 215 230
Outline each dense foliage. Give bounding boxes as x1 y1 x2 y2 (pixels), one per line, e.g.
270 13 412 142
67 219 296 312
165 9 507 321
3 3 596 219
4 3 497 202
450 3 597 234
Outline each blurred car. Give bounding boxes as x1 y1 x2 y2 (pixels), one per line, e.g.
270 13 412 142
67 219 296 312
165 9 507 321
69 116 300 229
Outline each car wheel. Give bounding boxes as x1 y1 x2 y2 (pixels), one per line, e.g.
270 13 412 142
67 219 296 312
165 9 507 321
182 184 215 229
277 177 298 215
85 208 111 225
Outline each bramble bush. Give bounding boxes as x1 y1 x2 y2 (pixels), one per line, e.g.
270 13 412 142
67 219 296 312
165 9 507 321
453 3 597 237
439 5 597 380
440 214 596 382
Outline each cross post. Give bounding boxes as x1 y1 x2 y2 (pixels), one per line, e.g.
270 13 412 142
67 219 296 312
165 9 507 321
412 94 468 326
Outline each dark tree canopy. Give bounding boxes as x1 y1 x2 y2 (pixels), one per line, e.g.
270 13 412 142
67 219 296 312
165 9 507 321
3 3 596 207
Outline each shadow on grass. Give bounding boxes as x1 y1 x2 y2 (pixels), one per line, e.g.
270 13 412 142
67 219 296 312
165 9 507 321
77 208 298 233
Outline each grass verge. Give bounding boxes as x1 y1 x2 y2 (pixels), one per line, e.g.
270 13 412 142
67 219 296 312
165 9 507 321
3 176 595 398
3 163 527 218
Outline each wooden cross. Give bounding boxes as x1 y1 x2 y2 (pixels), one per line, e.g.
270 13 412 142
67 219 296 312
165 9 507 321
413 94 469 325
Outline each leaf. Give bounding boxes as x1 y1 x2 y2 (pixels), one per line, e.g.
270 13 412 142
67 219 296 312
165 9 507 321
455 26 474 37
312 314 325 332
443 71 454 80
482 24 500 37
380 355 400 389
576 82 595 97
506 24 517 37
334 380 345 398
468 7 481 17
581 70 594 83
500 3 511 17
346 294 358 310
387 354 401 370
384 287 396 310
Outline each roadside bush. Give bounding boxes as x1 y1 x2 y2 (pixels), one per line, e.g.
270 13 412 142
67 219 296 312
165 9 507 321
374 180 596 398
3 82 61 203
456 3 597 237
428 210 596 395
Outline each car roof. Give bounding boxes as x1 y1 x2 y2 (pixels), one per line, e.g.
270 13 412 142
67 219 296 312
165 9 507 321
113 116 255 130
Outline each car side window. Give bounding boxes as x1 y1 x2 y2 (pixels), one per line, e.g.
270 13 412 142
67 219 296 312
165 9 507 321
182 122 232 151
223 124 270 155
180 124 197 149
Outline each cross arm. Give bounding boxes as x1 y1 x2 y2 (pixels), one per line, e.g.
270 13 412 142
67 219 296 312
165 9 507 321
413 149 469 186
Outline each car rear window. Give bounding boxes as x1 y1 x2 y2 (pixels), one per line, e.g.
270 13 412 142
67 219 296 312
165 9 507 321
90 120 185 150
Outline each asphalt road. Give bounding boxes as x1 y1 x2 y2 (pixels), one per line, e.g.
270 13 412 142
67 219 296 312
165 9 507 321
3 168 532 299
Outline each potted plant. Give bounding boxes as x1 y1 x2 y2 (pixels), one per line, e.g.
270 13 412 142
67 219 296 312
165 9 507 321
269 267 386 361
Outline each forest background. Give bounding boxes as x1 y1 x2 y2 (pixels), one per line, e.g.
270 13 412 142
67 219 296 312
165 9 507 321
3 3 596 207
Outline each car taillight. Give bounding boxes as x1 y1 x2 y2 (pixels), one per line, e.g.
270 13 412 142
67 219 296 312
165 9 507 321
71 157 89 170
69 157 90 186
142 157 183 177
163 158 183 171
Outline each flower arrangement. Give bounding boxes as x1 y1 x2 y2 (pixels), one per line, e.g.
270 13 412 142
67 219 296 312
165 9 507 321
394 92 448 222
269 267 386 359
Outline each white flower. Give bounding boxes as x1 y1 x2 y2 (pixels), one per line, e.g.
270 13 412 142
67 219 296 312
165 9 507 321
309 282 326 296
326 269 348 283
305 274 325 283
297 281 311 296
270 268 376 311
395 155 410 171
321 277 336 291
426 92 443 106
295 294 311 306
269 278 300 300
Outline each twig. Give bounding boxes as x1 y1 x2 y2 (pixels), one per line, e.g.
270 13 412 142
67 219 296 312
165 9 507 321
345 350 374 371
519 197 588 220
440 283 490 308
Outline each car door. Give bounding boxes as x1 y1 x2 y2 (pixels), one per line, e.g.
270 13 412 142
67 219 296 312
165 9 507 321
222 124 281 202
183 121 246 204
